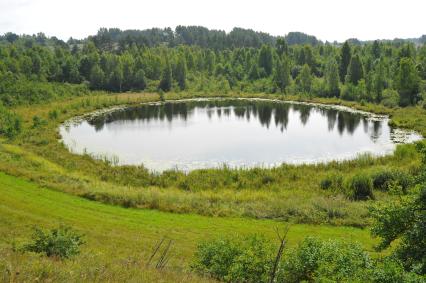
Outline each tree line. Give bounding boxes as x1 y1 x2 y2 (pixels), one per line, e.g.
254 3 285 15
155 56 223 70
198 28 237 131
0 29 426 108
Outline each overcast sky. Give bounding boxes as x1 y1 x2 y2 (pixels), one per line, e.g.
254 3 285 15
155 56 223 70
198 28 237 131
0 0 424 42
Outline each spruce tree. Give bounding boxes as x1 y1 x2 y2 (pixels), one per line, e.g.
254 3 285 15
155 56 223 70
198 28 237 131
258 45 273 76
346 54 364 85
175 55 187 90
339 41 351 83
159 59 172 92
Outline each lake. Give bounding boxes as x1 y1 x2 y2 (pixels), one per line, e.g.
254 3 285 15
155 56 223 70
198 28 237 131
60 98 422 171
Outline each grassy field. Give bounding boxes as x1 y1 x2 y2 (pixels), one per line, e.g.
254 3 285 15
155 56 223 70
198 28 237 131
0 172 378 282
0 92 421 227
1 91 425 281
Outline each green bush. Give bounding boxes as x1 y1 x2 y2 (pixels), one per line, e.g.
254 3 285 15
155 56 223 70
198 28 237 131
320 173 343 191
23 225 84 259
372 169 396 191
191 234 273 282
192 235 423 282
0 103 22 138
371 169 413 192
277 237 370 282
381 89 400 108
346 173 374 200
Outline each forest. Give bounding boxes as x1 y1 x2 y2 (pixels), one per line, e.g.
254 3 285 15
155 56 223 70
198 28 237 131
0 26 425 109
0 26 425 282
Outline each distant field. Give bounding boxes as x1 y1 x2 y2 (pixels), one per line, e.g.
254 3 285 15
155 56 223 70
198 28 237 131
0 172 377 282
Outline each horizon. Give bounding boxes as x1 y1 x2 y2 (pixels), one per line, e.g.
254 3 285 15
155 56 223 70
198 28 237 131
1 25 425 44
1 0 425 42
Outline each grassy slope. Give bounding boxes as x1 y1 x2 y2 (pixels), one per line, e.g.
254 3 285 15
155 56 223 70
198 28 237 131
0 172 377 282
0 92 420 227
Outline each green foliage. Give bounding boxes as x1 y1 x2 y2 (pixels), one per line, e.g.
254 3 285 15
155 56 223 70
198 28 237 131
381 89 400 108
159 59 172 92
371 169 413 193
371 186 425 274
191 234 272 282
339 41 352 83
193 235 424 282
396 58 420 106
32 115 47 128
258 45 273 77
277 237 370 282
89 65 105 89
340 82 365 101
0 31 423 106
174 55 187 90
297 64 312 93
346 53 364 85
320 173 343 191
273 56 291 92
346 173 374 200
324 57 340 97
23 225 84 259
0 103 21 138
371 144 426 274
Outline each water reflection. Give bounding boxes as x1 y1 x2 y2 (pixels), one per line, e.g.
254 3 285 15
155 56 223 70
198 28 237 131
60 99 423 171
88 100 382 141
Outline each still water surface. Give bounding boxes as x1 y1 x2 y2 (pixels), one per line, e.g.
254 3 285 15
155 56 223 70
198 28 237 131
60 99 421 171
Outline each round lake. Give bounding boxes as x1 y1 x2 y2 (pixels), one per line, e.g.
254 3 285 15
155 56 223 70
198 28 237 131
60 99 422 171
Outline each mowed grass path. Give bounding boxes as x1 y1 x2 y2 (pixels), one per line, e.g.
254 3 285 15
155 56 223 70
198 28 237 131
0 172 378 281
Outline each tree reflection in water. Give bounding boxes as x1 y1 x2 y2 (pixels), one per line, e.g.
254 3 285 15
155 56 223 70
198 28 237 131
88 99 383 142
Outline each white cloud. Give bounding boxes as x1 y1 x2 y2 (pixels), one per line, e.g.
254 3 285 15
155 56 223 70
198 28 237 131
0 0 424 41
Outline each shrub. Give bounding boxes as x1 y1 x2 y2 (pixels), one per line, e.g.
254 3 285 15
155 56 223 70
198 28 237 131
372 169 413 192
32 115 47 128
277 237 371 282
0 103 22 138
372 169 396 191
191 234 273 282
23 225 84 259
346 173 374 200
320 173 343 191
381 89 400 108
192 235 422 282
48 109 59 120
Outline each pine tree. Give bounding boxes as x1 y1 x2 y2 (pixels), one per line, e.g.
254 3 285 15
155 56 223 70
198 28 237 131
373 60 386 102
258 45 273 76
346 54 364 85
276 38 288 57
372 40 381 59
339 41 351 83
175 55 187 90
159 59 172 92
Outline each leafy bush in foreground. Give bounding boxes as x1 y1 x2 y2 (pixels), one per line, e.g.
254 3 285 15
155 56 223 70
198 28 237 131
371 185 426 275
277 237 370 282
192 235 424 282
191 234 273 282
23 225 84 259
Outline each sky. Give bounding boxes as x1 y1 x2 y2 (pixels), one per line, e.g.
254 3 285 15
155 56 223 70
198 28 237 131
0 0 425 42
